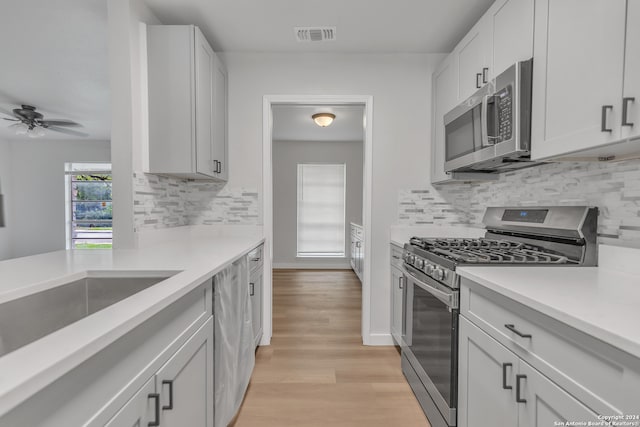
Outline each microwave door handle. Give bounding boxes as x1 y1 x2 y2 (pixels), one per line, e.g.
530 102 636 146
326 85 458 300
481 94 490 147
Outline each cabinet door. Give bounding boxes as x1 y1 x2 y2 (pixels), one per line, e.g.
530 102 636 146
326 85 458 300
489 0 534 77
518 361 599 427
531 0 626 160
455 20 491 101
157 318 214 427
622 0 640 140
431 55 458 184
458 316 519 427
250 271 263 347
390 265 404 345
104 378 156 427
194 28 216 178
212 52 228 181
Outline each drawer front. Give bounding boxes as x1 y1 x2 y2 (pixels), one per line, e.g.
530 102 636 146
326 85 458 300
461 279 638 414
248 244 263 272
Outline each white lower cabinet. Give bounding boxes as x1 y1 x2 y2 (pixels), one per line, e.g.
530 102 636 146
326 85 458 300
104 378 156 427
249 266 263 347
390 243 405 345
104 319 214 427
518 361 598 427
156 318 214 427
458 316 598 427
458 316 519 427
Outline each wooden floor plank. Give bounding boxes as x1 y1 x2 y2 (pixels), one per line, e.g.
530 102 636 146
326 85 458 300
230 269 430 427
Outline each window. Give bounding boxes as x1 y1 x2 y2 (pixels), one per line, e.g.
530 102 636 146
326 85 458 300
65 163 112 249
297 163 346 257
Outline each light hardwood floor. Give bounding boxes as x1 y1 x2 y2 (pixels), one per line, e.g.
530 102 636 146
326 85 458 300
231 269 430 427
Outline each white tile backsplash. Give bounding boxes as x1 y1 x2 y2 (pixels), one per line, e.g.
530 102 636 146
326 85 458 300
133 172 259 230
398 159 640 247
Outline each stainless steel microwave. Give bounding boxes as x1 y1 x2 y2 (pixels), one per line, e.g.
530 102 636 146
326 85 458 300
444 58 537 173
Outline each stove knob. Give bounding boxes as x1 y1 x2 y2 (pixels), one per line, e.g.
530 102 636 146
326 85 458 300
415 258 424 269
432 268 445 281
425 264 434 275
407 255 415 265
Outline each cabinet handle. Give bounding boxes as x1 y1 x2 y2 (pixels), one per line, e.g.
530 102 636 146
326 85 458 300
213 160 218 173
482 67 489 84
504 324 532 338
398 276 404 289
601 105 613 132
476 72 482 89
515 374 527 403
162 380 174 410
148 393 160 427
622 97 635 127
249 282 254 296
217 161 222 173
502 363 513 390
392 255 400 260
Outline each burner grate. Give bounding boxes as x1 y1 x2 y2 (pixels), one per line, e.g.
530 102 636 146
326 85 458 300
409 237 570 265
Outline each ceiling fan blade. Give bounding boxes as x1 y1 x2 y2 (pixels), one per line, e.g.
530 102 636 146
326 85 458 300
2 117 19 121
40 119 81 127
0 107 17 118
47 126 89 137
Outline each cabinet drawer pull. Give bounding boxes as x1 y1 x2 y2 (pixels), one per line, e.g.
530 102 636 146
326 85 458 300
502 363 513 390
398 276 404 289
162 380 174 410
504 324 532 338
249 282 255 296
250 257 261 262
148 393 160 427
515 374 527 403
601 105 613 132
476 72 482 89
622 97 635 127
482 67 489 84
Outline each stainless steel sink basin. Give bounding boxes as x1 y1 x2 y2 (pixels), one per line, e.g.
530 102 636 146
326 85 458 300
0 271 179 357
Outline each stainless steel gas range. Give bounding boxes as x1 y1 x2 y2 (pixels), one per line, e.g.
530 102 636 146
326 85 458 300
399 206 598 427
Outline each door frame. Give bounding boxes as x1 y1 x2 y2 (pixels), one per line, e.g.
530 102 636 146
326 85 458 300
262 94 374 345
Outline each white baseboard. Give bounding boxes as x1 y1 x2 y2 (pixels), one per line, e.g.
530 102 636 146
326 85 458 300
363 333 395 346
273 262 351 270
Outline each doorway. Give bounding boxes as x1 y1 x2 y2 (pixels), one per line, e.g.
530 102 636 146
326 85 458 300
262 95 374 345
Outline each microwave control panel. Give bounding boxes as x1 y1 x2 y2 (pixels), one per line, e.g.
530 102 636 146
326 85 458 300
496 85 513 142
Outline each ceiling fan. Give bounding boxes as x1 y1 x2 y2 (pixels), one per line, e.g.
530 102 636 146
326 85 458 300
1 104 88 138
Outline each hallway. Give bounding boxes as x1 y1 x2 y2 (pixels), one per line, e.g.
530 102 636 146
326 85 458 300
231 269 429 426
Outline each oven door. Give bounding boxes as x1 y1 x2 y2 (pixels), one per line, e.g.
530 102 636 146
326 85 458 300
403 265 458 426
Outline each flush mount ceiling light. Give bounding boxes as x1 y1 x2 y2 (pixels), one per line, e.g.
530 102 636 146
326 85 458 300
312 113 336 127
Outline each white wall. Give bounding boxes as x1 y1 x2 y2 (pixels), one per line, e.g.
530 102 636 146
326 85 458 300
273 140 363 268
0 138 13 260
0 139 110 260
223 52 442 338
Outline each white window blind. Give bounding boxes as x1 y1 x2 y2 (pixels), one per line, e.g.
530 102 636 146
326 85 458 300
297 163 346 257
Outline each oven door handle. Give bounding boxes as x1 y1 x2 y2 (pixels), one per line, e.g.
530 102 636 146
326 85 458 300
402 266 458 309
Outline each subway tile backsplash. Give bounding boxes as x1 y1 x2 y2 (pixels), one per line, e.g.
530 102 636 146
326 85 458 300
133 172 259 230
398 159 640 247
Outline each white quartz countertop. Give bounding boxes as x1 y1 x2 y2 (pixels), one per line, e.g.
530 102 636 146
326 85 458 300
458 245 640 359
0 229 264 416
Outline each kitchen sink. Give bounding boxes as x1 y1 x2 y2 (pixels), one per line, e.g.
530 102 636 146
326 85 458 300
0 271 179 357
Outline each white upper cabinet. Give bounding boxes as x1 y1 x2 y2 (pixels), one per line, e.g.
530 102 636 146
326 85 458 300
452 0 533 102
147 25 228 181
489 0 534 77
531 0 628 160
454 21 491 101
622 0 640 141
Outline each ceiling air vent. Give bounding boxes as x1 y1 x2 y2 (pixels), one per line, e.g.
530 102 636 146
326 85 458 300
294 27 336 42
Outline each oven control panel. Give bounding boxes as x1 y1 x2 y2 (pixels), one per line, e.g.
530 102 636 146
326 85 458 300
402 251 457 289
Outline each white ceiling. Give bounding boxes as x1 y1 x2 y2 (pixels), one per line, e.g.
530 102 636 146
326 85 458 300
0 0 110 141
144 0 494 53
272 105 365 142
